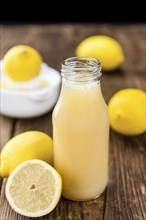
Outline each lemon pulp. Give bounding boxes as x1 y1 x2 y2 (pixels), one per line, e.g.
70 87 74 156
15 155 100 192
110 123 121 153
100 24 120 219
6 160 62 217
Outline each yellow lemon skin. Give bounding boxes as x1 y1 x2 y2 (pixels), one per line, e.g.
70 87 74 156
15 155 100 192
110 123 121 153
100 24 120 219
76 35 124 71
108 89 146 136
0 131 53 177
3 45 42 82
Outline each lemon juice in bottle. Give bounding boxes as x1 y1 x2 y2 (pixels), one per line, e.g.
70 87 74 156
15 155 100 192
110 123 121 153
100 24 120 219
53 57 109 201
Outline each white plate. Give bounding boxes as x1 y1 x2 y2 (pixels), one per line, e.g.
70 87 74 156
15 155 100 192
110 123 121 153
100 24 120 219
0 62 61 118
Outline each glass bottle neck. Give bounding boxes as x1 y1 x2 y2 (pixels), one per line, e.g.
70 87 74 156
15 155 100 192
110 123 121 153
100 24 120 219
61 57 102 83
62 77 100 90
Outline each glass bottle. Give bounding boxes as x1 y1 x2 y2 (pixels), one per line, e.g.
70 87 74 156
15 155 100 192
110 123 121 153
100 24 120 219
53 57 109 201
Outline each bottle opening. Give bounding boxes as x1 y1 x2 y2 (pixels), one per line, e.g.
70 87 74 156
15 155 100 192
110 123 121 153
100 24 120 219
61 57 102 82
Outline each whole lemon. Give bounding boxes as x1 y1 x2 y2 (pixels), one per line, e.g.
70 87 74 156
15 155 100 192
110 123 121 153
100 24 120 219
0 131 53 177
3 45 42 82
76 35 124 71
108 89 146 135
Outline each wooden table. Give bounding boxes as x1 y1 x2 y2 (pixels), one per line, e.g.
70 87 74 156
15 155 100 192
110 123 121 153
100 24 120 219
0 24 146 220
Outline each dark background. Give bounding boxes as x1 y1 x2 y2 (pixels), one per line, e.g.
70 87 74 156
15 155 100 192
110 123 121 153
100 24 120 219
0 2 145 23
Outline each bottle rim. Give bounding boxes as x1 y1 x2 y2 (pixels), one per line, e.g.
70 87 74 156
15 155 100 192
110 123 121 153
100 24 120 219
61 57 102 82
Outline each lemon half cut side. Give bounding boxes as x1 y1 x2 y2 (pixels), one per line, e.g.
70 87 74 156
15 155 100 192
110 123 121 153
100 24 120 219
6 160 62 218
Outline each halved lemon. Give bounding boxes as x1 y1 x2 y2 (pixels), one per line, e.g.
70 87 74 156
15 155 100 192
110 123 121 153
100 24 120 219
5 160 62 217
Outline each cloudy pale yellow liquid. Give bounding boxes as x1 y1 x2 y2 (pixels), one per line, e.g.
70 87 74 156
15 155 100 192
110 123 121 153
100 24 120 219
53 80 109 201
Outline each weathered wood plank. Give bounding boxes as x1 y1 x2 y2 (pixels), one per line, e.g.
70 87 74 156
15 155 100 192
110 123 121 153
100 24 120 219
80 195 105 220
14 112 53 137
104 25 146 220
104 132 146 220
0 116 14 193
0 116 14 149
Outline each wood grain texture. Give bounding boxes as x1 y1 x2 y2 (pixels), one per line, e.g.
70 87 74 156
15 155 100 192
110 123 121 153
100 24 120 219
0 116 14 192
0 24 146 220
